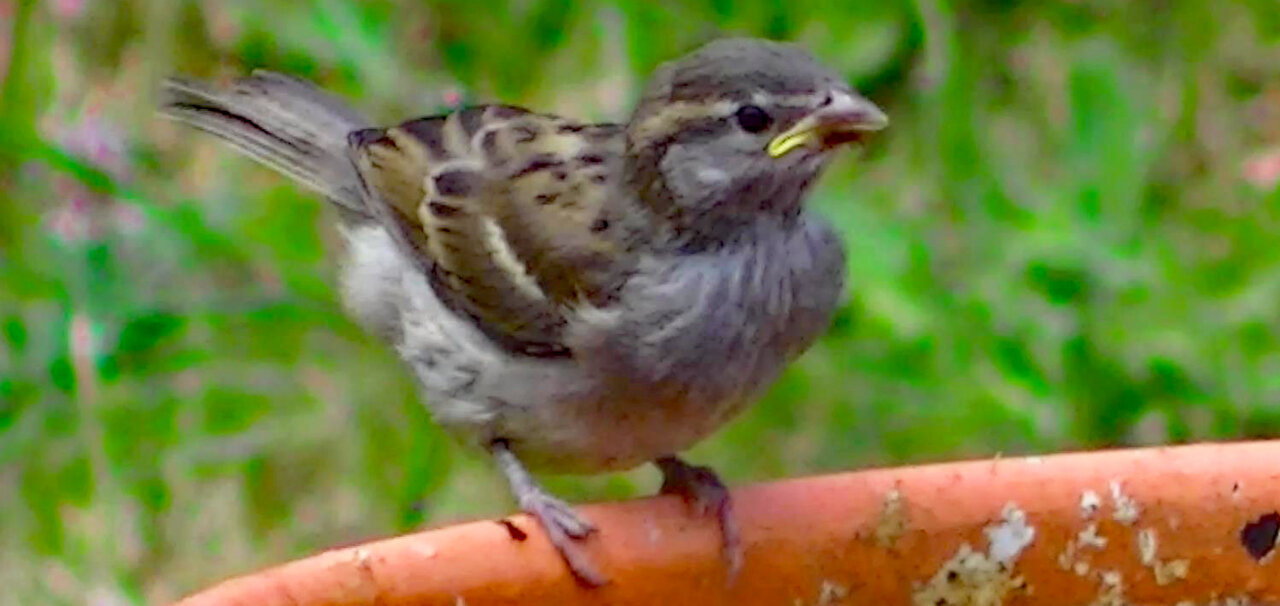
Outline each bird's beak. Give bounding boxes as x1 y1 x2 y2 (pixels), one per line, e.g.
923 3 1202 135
767 91 889 158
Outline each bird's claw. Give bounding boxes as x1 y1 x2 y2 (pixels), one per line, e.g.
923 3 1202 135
656 457 744 580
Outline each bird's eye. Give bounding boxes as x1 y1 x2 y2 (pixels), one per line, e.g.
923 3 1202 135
734 105 772 133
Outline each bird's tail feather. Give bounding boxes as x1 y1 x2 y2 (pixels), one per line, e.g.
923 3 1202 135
158 71 372 214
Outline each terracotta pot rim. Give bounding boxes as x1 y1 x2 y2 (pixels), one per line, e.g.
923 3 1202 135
174 440 1280 606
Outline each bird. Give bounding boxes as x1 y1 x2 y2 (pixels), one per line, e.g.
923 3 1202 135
158 37 887 586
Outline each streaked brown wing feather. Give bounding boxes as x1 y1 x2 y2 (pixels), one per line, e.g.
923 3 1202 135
488 120 629 306
348 105 628 356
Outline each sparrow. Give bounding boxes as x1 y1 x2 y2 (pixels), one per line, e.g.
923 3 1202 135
159 37 887 586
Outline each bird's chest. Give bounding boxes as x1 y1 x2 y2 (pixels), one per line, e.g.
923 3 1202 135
622 229 841 390
548 217 846 467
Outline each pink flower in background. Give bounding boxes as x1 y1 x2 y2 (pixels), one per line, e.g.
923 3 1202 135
1243 90 1280 191
46 188 96 242
52 0 86 20
441 86 463 108
43 102 142 243
59 108 131 181
1243 149 1280 191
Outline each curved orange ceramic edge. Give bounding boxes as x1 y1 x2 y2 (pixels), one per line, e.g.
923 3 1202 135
173 441 1280 605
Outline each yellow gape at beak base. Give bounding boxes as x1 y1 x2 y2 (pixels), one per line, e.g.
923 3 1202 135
767 131 814 158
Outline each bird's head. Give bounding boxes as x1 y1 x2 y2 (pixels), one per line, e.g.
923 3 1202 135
625 38 887 248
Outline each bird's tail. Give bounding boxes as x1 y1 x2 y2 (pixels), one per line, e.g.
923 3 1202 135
158 71 372 215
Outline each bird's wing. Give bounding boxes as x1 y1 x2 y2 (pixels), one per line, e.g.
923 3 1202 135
348 105 629 357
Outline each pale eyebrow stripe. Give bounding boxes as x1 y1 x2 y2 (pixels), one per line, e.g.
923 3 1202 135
629 99 738 143
631 92 826 144
752 91 824 108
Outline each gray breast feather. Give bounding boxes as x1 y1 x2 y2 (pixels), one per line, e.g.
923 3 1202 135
571 213 845 407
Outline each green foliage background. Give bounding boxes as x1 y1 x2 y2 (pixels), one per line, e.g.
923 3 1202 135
2 0 1279 602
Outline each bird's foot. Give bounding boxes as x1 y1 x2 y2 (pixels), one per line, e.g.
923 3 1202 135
655 456 743 579
492 440 606 587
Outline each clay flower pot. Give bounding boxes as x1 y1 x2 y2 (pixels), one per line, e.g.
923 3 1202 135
174 441 1280 605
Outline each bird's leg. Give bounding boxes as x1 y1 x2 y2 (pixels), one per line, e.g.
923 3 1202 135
654 456 743 579
490 440 606 586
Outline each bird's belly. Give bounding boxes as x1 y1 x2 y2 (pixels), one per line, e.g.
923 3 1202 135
489 376 762 474
398 309 784 474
